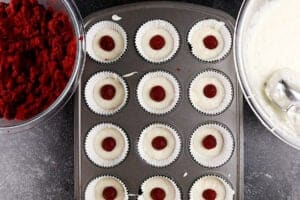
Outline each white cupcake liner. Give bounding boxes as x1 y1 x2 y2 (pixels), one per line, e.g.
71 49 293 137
188 19 232 62
85 123 129 168
86 20 127 63
85 175 129 200
84 71 129 115
189 174 234 200
135 19 180 63
189 69 233 115
189 122 235 168
137 123 181 167
137 71 180 115
138 176 181 200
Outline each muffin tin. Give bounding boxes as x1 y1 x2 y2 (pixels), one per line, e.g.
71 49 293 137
74 2 244 199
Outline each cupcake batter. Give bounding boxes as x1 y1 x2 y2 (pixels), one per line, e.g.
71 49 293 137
188 19 231 62
85 176 128 200
189 70 233 115
138 124 181 167
190 123 234 168
137 72 180 114
190 175 234 200
139 176 180 200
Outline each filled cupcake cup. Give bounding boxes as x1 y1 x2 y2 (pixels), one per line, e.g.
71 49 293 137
85 123 129 168
85 175 129 200
135 19 180 63
137 123 181 167
189 69 233 115
138 176 182 200
86 21 127 63
188 19 232 62
189 122 235 168
137 71 180 115
189 174 234 200
85 71 129 115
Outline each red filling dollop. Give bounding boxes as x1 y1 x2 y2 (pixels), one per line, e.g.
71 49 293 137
203 35 218 50
151 136 168 150
202 135 217 150
102 186 118 200
150 86 166 102
101 137 117 152
99 35 115 51
203 84 217 98
100 84 116 100
150 187 166 200
202 189 217 200
149 35 165 50
0 0 76 120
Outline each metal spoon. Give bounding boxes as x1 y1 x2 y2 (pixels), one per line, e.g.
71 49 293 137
278 80 300 102
265 70 300 132
265 69 300 112
274 80 300 111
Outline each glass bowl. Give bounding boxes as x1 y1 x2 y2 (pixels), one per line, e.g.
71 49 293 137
0 0 85 133
234 0 300 149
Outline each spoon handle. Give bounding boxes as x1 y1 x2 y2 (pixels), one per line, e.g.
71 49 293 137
281 80 300 102
287 104 300 134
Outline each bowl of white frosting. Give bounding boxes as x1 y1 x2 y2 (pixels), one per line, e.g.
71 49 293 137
234 0 300 149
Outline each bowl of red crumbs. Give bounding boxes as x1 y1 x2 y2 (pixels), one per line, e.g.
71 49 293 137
0 0 85 133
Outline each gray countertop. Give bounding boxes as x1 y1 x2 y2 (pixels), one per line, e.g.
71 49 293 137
0 0 299 199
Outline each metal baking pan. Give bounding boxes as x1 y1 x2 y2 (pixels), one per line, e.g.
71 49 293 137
74 1 244 199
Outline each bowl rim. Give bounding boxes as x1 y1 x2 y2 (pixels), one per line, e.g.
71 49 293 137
0 0 86 133
234 0 300 150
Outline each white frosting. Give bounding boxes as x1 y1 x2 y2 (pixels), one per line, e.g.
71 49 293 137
190 176 234 200
188 19 232 61
137 71 180 114
189 71 233 115
138 176 181 200
135 20 180 63
85 176 128 200
85 72 128 115
86 21 127 63
244 0 300 137
190 124 234 168
138 124 181 167
85 123 129 167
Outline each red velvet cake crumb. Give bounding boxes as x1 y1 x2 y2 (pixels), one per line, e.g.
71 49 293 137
149 35 165 50
0 0 77 120
202 135 217 150
202 189 217 200
203 35 218 50
150 187 166 200
102 186 118 200
203 84 217 98
100 35 115 51
101 84 116 100
150 86 166 102
101 137 117 152
152 136 168 150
